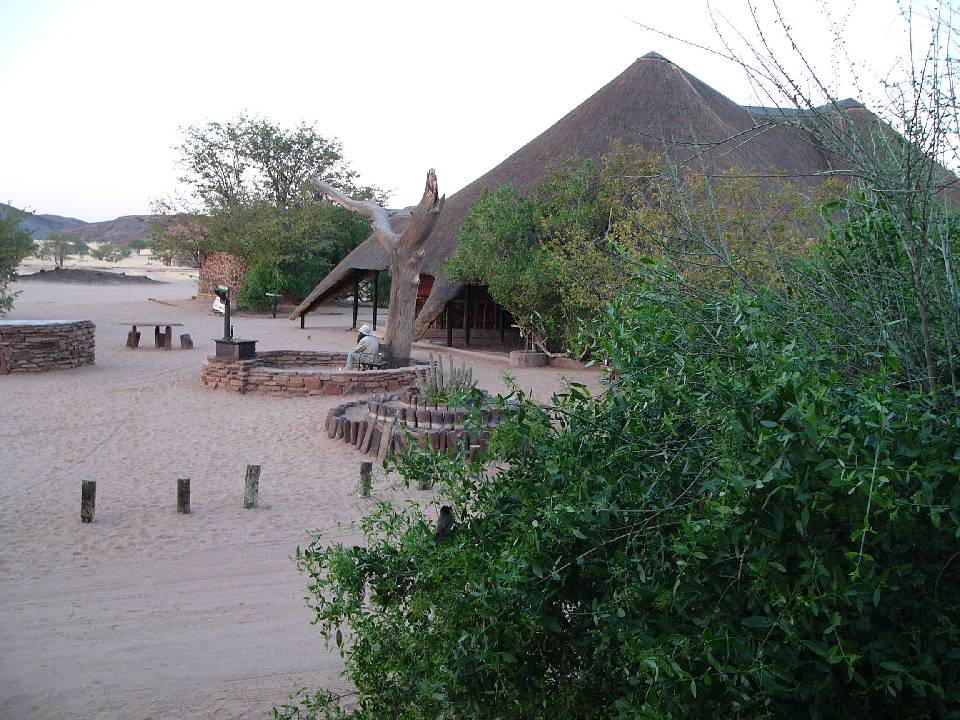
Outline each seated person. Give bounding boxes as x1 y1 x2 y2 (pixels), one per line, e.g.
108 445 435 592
346 324 380 369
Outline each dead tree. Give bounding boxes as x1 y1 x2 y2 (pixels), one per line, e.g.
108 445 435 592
311 170 445 367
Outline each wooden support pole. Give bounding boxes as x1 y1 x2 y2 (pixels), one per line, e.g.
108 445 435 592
446 302 453 347
464 285 471 346
358 461 373 498
300 313 305 329
80 480 96 523
371 271 380 331
243 464 261 508
177 477 191 514
352 271 360 330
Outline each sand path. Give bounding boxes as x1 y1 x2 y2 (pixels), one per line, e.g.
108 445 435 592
0 273 601 719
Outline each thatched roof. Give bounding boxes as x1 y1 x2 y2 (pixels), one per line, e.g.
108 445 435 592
291 52 853 331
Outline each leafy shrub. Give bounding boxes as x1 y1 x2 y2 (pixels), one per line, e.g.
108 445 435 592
290 279 960 719
0 209 34 314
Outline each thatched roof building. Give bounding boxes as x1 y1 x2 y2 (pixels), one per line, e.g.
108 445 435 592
290 52 861 337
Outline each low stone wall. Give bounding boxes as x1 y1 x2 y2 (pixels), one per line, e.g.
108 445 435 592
201 350 420 397
0 320 96 374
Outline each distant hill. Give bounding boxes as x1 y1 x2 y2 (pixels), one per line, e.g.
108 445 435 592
0 202 87 239
0 202 160 245
50 214 158 246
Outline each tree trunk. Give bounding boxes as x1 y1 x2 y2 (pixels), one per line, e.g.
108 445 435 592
310 170 444 367
384 249 423 367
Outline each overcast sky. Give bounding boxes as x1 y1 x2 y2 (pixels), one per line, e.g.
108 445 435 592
0 0 914 222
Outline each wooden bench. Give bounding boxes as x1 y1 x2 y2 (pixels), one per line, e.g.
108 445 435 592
357 352 386 370
121 322 185 350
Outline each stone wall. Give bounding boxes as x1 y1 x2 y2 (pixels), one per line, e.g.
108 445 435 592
0 320 96 374
198 252 249 299
201 350 420 397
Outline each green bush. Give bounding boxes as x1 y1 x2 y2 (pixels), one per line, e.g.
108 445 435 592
0 209 34 314
289 279 960 719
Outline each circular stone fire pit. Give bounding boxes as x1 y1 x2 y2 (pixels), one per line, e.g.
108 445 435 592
0 320 96 374
324 387 510 461
201 350 422 397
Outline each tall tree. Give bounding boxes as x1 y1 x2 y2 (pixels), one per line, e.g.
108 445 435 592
176 115 381 211
311 170 444 366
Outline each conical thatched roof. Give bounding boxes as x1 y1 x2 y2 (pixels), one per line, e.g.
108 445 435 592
291 52 845 331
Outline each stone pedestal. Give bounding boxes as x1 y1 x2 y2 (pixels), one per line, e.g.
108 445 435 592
214 338 257 360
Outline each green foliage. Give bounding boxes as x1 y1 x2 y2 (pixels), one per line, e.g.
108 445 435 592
39 234 73 267
289 269 960 718
158 115 382 299
232 201 372 309
69 239 90 259
445 143 660 351
795 192 960 394
176 115 382 212
89 244 129 263
0 209 34 315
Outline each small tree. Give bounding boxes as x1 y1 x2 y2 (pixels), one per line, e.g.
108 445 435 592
39 234 73 268
70 239 90 261
0 209 34 314
90 244 129 263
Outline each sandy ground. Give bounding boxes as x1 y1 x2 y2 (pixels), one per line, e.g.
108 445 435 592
0 266 602 719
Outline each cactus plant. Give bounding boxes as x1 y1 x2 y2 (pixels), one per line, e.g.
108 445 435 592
415 353 475 403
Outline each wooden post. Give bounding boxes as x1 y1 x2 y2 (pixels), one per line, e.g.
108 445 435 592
154 325 162 348
358 461 372 497
243 464 260 508
446 302 454 347
352 272 360 330
80 480 96 523
126 324 141 348
300 313 305 329
177 477 190 514
372 270 380 331
463 288 471 347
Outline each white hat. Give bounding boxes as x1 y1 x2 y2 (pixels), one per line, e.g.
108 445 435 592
358 324 372 336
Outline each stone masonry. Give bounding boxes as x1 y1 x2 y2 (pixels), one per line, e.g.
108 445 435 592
197 252 250 299
0 320 96 374
201 350 420 397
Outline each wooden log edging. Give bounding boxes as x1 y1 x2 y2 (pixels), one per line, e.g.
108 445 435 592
321 390 506 463
200 350 421 397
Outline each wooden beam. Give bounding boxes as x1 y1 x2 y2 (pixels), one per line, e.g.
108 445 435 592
372 271 380 331
446 302 453 347
464 285 471 347
352 271 360 330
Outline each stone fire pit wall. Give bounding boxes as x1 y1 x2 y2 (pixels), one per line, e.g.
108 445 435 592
201 350 419 397
0 320 96 374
